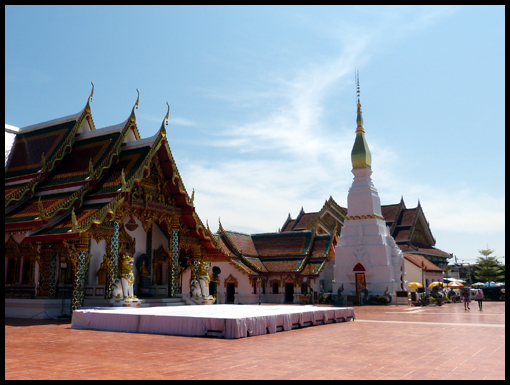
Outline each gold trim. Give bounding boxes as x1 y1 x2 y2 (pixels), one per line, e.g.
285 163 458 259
345 214 385 221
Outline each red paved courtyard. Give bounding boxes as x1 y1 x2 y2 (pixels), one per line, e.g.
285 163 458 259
5 301 505 380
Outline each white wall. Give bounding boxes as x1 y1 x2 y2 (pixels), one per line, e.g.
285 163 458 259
88 239 107 284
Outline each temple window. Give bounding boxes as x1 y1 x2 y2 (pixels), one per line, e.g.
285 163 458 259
273 282 279 294
21 257 32 284
154 263 164 285
6 258 19 284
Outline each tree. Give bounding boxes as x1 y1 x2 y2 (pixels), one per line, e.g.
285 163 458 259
471 249 505 283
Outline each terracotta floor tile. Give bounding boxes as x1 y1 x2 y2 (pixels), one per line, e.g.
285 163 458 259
5 301 505 380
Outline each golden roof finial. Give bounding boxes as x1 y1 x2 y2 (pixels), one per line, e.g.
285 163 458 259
71 207 79 232
160 102 169 137
88 158 94 176
130 89 140 122
190 188 195 206
38 197 46 220
89 82 94 101
120 168 127 192
85 82 94 112
40 151 46 170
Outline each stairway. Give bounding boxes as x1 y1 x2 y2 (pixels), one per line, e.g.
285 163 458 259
139 294 187 307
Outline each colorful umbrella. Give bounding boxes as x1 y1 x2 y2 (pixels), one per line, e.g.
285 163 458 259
428 282 444 288
447 281 464 288
408 282 423 289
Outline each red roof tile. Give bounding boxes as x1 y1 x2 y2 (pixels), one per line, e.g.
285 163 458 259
253 234 308 256
400 209 416 226
227 232 258 256
291 212 317 230
381 204 400 223
404 253 443 273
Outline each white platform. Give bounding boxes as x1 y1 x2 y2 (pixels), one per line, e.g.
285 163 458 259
71 304 356 339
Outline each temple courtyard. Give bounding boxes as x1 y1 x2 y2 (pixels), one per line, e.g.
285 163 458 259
5 301 505 380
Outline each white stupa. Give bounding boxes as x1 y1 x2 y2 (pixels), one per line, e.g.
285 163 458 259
333 78 406 304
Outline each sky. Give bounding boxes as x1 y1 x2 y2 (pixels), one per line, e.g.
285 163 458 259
5 5 505 264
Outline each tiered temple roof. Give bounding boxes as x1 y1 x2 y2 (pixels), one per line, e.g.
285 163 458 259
5 88 222 256
217 221 337 278
283 196 451 266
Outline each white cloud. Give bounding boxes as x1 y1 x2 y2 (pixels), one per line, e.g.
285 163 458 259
178 5 504 254
139 114 196 127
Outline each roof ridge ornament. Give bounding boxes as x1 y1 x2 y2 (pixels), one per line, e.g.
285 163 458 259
160 102 169 137
89 82 94 103
130 89 140 122
85 82 94 113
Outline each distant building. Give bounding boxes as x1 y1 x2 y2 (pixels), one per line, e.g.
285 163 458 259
447 263 473 285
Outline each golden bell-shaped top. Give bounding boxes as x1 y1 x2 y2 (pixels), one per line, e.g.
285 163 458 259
351 96 372 170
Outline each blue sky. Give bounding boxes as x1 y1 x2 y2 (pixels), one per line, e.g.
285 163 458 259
5 5 505 264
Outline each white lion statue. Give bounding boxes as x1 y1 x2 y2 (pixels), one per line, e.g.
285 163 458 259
190 261 212 298
112 254 137 300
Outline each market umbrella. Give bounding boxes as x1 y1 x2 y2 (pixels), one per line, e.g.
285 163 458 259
428 282 444 288
408 282 423 289
444 277 466 283
447 281 464 288
472 282 485 287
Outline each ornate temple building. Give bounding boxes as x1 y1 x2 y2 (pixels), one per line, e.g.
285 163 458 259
5 87 226 317
5 84 452 317
203 221 337 304
282 197 451 293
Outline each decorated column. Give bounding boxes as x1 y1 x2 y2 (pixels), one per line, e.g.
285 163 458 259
71 250 88 312
105 220 120 299
169 229 179 297
48 252 58 297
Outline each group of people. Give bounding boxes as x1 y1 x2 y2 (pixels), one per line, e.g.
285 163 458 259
462 288 484 311
427 285 484 311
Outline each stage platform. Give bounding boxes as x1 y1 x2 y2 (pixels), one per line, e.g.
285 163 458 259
71 304 355 339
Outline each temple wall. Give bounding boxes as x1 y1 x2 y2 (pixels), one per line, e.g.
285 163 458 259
404 259 442 292
318 262 334 293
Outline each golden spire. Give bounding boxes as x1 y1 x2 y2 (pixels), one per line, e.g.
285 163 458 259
356 72 364 133
351 71 372 170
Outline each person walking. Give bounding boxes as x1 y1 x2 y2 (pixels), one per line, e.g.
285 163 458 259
462 290 470 310
475 288 484 311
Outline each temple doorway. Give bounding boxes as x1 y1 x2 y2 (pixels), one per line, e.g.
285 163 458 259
355 273 366 295
226 283 236 303
285 283 294 303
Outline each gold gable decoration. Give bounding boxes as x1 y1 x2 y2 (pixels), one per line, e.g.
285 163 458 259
5 235 21 256
224 273 238 289
118 220 136 256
